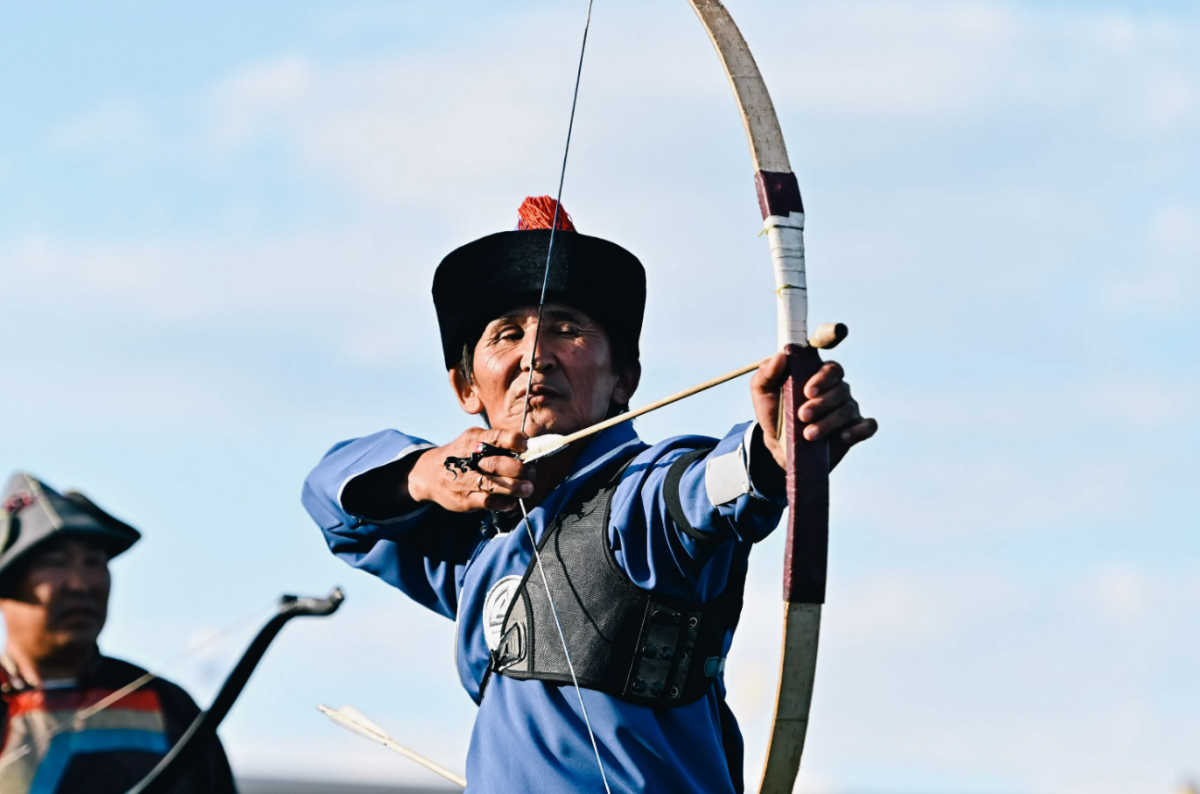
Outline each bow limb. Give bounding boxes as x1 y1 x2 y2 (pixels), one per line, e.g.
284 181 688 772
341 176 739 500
125 589 345 794
686 3 830 793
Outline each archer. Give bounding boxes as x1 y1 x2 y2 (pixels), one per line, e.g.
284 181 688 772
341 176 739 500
302 197 876 793
0 473 236 794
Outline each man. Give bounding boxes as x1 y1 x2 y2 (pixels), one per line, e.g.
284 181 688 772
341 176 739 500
302 197 877 792
0 472 237 794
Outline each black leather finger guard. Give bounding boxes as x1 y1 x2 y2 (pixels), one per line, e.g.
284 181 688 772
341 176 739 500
444 442 522 479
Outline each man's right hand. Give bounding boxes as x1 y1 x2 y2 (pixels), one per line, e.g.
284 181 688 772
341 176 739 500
408 428 537 513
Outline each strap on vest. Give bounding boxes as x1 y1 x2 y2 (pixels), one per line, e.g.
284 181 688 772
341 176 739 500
664 446 715 543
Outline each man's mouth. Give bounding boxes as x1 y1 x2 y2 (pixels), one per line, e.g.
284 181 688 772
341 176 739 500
54 605 101 625
521 383 563 406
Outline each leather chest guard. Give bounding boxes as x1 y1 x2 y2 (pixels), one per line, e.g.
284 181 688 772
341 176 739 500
487 450 746 707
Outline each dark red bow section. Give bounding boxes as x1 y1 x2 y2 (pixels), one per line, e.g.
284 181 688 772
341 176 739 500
782 345 830 604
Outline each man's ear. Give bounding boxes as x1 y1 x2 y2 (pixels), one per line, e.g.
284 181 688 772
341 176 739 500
449 367 485 416
612 361 641 408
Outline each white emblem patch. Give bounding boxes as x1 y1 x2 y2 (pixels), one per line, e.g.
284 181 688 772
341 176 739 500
482 575 523 651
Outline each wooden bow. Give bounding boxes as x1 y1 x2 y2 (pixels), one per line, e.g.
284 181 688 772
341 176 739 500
686 2 831 792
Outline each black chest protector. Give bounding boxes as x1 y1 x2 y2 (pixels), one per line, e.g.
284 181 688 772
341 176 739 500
486 450 746 707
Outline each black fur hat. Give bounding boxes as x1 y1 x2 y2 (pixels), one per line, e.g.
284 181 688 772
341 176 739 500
432 199 646 370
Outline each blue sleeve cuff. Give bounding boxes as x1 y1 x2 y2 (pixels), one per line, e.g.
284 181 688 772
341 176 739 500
338 441 436 527
303 429 435 534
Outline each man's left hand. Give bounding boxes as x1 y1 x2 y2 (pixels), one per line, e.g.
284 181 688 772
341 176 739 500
751 352 878 470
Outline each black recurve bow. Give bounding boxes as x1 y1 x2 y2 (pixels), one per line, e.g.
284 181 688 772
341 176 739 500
125 589 344 794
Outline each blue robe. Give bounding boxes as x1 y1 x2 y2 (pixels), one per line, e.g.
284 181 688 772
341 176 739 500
302 421 786 793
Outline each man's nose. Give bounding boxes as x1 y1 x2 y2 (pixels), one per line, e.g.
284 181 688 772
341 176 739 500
62 565 90 592
520 334 556 372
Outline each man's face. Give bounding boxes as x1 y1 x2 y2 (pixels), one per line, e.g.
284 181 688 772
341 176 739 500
0 538 110 662
453 302 639 436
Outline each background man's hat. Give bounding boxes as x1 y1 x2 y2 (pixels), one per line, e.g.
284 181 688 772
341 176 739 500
0 472 140 590
432 197 647 369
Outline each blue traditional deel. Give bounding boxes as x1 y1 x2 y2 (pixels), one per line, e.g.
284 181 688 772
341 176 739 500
305 418 790 793
0 473 140 591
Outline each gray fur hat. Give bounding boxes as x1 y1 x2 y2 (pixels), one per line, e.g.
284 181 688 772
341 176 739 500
0 473 140 591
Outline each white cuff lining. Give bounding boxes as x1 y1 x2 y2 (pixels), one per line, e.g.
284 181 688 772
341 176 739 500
705 447 752 507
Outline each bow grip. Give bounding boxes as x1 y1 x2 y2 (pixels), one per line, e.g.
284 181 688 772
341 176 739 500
783 345 830 604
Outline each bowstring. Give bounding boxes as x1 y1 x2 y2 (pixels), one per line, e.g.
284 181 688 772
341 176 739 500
518 0 594 437
517 501 611 793
515 1 611 792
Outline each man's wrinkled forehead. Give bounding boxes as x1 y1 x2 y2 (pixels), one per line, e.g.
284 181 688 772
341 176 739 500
494 303 598 325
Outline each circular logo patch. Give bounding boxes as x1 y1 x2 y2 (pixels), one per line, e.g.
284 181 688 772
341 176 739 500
482 575 523 651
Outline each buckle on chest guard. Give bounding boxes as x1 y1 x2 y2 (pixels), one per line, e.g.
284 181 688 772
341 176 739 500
626 605 704 703
492 623 526 672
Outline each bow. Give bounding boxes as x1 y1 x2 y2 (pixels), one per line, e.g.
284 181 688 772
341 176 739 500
685 2 829 792
126 589 345 794
518 3 829 789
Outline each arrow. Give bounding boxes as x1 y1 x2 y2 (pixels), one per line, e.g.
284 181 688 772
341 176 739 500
519 322 847 464
317 704 467 788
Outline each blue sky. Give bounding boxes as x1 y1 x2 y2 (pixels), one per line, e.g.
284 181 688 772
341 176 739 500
1 1 1197 792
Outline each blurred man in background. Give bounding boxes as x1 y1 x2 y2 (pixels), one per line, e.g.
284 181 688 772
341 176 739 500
0 472 236 794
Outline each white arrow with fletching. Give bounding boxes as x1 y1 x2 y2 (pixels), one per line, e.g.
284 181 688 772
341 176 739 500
519 323 847 464
317 704 467 788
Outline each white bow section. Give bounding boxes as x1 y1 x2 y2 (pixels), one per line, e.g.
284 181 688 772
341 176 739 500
765 212 808 350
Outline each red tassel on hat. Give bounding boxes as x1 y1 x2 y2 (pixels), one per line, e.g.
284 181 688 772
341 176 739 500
517 196 577 232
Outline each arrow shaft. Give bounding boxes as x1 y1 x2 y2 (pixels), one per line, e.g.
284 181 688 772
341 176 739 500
378 736 467 788
521 359 764 462
518 324 847 463
320 705 467 788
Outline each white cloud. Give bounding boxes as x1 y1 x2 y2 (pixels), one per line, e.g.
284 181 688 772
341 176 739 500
199 38 577 206
775 2 1026 117
3 1 1198 791
208 57 314 150
1084 565 1153 623
1098 201 1200 314
722 558 1200 794
1 228 430 337
12 0 1193 367
47 100 154 152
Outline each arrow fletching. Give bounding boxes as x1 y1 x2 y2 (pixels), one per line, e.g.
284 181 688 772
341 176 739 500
521 433 567 463
319 704 389 745
316 704 467 788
